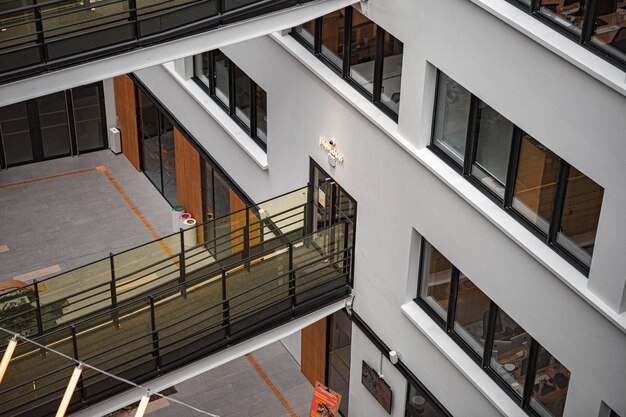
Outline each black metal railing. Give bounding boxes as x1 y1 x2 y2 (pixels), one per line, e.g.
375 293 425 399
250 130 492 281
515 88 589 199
0 220 353 417
0 0 318 84
0 186 312 337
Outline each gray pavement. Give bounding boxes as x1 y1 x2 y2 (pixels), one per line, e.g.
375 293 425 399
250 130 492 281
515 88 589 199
139 341 314 417
0 150 173 282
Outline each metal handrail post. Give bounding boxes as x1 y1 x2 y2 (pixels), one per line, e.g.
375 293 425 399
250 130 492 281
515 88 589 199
149 296 161 371
33 279 44 335
109 253 119 328
179 228 187 298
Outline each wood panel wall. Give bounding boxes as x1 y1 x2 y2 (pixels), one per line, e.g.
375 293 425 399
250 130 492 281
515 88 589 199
113 75 140 171
174 128 203 219
301 318 328 386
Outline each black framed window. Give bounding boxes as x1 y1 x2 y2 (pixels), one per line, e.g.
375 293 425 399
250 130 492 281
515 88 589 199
192 50 267 151
416 239 571 417
326 310 352 417
405 379 448 417
291 6 404 121
504 0 626 72
0 82 107 169
430 70 604 275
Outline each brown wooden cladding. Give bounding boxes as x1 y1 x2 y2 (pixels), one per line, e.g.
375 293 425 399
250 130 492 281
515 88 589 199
301 318 328 386
174 128 203 243
113 75 140 171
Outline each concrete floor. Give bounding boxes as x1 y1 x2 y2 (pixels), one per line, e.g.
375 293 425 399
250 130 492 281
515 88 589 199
0 150 173 282
138 341 314 417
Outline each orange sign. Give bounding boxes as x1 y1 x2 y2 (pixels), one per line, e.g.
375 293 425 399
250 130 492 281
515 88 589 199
309 382 341 417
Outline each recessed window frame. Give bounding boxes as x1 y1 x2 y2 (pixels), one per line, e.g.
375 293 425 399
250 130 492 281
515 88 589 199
192 50 267 152
415 238 570 417
290 6 403 122
428 70 604 276
504 0 626 73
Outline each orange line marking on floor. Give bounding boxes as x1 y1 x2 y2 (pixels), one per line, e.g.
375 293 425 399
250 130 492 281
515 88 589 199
0 167 98 189
246 353 300 417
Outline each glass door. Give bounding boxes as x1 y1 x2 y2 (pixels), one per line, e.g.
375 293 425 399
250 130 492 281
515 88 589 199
37 91 72 159
0 102 34 166
73 83 107 153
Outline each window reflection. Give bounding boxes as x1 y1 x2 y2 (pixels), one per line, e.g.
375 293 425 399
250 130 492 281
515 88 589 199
512 135 560 234
139 90 162 192
294 20 316 47
349 9 377 94
327 310 351 417
213 50 230 107
255 85 267 145
432 72 471 165
193 52 210 90
419 243 453 321
37 91 71 159
0 102 33 166
321 10 345 68
539 0 585 34
591 1 626 63
381 32 403 114
453 275 490 356
530 345 570 417
471 101 515 199
234 66 251 128
405 380 446 417
556 167 604 267
489 308 531 396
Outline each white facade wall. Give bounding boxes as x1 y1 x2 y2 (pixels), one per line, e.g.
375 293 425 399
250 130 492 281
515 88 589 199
134 0 626 415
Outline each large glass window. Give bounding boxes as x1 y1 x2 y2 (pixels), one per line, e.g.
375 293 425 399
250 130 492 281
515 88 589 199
406 380 447 417
418 244 453 321
556 167 604 267
416 237 571 416
471 101 515 199
430 71 604 275
327 310 351 417
453 274 491 356
192 50 268 151
512 135 561 234
37 91 71 159
349 9 377 95
160 116 177 206
292 7 403 119
538 0 585 35
381 32 403 114
489 308 531 396
73 83 106 153
432 72 471 165
0 102 33 166
530 345 570 417
213 50 231 107
321 9 345 69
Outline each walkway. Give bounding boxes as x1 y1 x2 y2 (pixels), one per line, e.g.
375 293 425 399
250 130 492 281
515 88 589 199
0 150 173 283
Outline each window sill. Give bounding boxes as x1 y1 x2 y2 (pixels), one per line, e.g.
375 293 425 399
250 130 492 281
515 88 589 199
162 62 269 170
272 31 626 333
470 0 626 96
401 302 527 417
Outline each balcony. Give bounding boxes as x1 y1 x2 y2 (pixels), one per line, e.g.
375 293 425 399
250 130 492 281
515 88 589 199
0 185 355 417
0 0 319 84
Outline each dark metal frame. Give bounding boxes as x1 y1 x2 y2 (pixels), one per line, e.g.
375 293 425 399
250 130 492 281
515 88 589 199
350 310 453 417
505 0 626 71
290 5 402 122
131 73 253 209
414 237 567 417
428 70 602 276
0 81 108 169
191 49 267 151
0 0 319 84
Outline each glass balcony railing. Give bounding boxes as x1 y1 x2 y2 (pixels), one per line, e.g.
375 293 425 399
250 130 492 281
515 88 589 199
0 185 355 417
0 0 319 84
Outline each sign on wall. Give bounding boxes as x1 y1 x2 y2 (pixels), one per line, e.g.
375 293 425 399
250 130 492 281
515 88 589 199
309 382 342 417
361 361 393 414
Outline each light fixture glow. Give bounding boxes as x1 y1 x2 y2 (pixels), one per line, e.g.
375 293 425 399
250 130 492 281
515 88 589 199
0 336 17 384
134 394 151 417
55 365 82 417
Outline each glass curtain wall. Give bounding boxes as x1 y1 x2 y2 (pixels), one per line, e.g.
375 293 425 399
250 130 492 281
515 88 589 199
430 71 604 274
405 381 447 417
292 6 404 120
0 82 107 169
416 239 571 417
